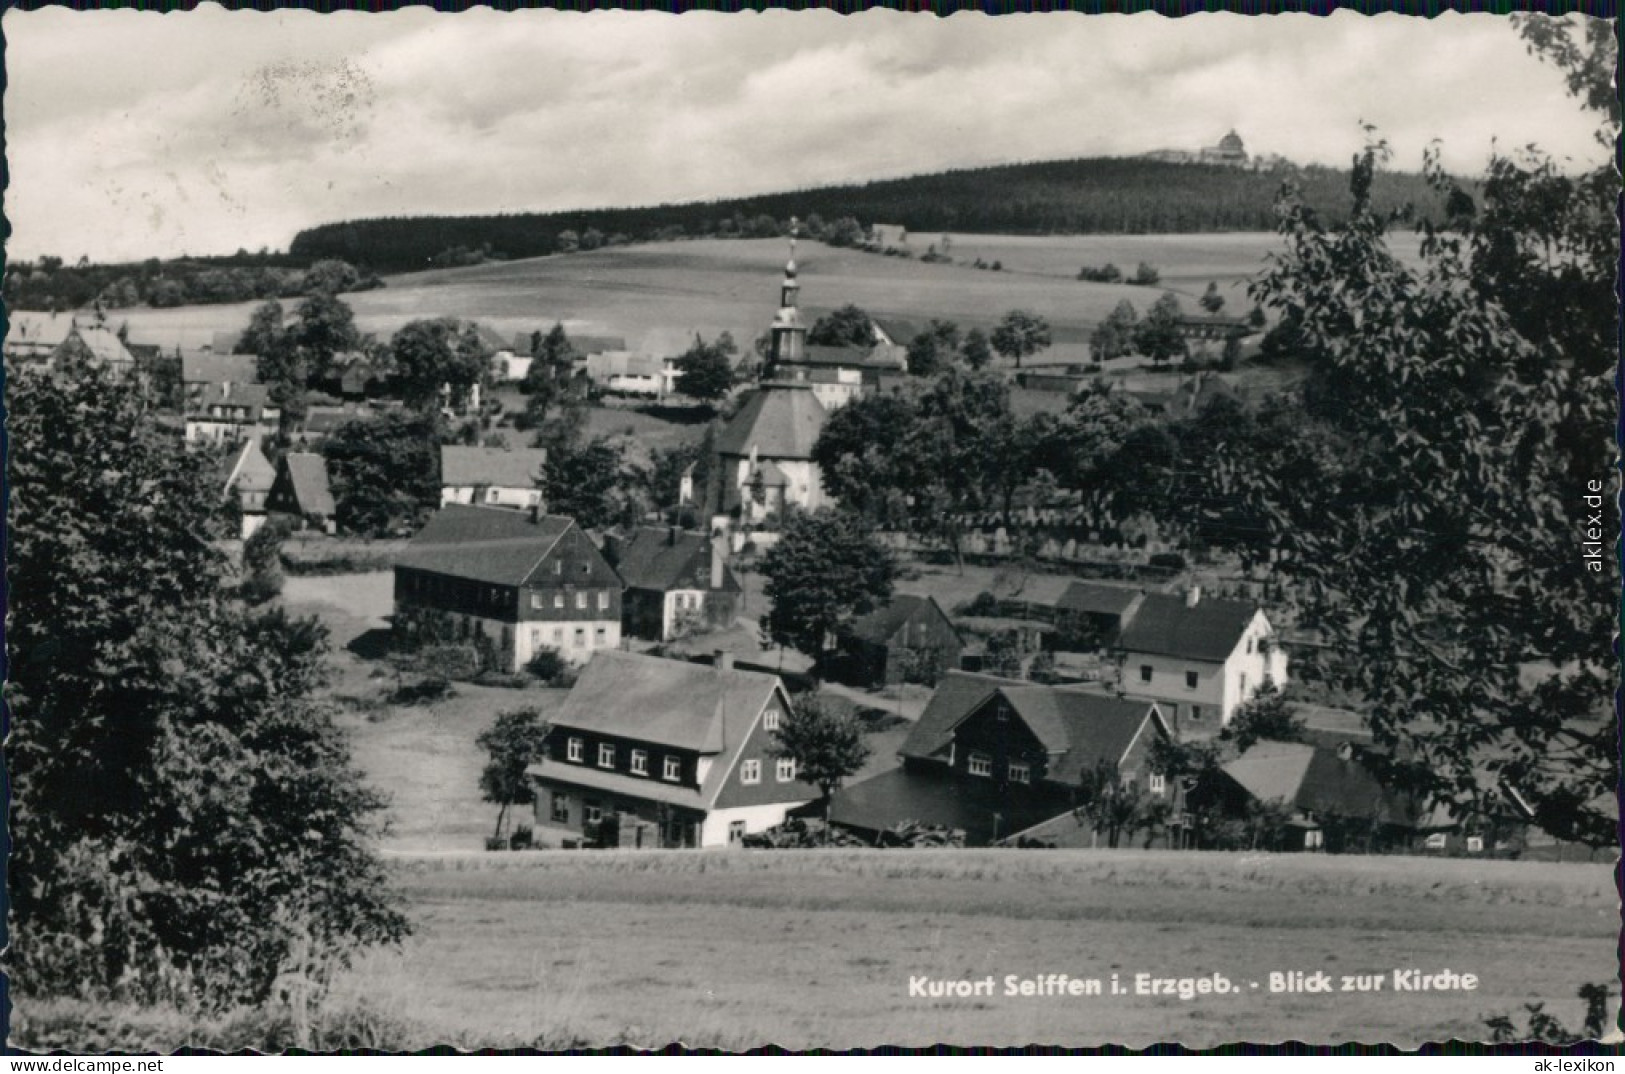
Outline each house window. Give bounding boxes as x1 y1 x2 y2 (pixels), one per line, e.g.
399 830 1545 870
551 793 570 824
567 737 583 763
1149 773 1166 795
740 759 761 785
594 626 607 645
574 628 586 647
968 752 992 778
1240 674 1248 695
598 743 615 769
663 755 681 782
1246 637 1254 654
584 800 602 825
1190 706 1203 722
531 593 543 610
1008 761 1030 785
1466 836 1484 853
554 594 564 609
630 749 648 776
598 591 610 611
776 758 796 782
1424 833 1448 850
552 627 564 645
1185 671 1198 689
1140 665 1153 683
728 820 746 845
763 708 781 732
554 559 562 575
576 592 587 610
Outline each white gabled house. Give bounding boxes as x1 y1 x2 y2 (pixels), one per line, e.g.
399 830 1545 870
527 651 817 848
1114 587 1287 737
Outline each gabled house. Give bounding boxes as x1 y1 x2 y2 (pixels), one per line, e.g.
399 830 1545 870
835 594 963 688
583 351 675 397
181 351 260 405
5 310 78 362
829 671 1173 846
219 437 277 539
1114 587 1287 735
1053 581 1145 649
1188 740 1435 853
607 527 742 642
527 651 817 848
713 383 828 521
51 323 137 378
393 504 622 670
184 381 280 444
266 452 336 534
439 445 547 511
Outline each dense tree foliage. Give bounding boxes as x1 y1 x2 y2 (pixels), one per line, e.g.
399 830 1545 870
758 509 897 661
1211 28 1618 847
3 253 379 312
990 309 1053 369
1133 292 1187 364
390 317 491 411
904 319 962 377
287 158 1449 273
8 355 408 1007
1090 299 1139 361
477 708 551 843
806 305 875 349
768 696 871 838
542 437 644 530
323 409 442 536
673 332 739 402
1219 682 1306 754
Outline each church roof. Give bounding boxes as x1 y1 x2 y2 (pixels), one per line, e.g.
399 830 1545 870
715 384 827 461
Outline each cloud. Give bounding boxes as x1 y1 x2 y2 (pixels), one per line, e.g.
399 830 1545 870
2 7 1605 262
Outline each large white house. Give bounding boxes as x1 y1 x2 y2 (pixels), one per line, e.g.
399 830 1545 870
1113 588 1288 737
527 651 817 848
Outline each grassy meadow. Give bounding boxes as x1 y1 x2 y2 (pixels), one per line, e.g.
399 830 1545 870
111 233 1319 356
322 849 1616 1049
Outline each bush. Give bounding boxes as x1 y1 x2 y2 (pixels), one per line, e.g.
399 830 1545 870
526 647 567 683
1148 552 1187 570
956 590 1001 617
390 676 453 706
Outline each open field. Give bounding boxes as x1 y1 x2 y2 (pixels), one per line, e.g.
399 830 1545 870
324 849 1617 1049
109 233 1333 356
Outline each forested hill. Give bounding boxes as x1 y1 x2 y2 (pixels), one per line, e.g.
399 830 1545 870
289 156 1446 274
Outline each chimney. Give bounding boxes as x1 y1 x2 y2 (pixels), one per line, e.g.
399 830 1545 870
711 537 725 590
715 650 734 673
1185 585 1201 609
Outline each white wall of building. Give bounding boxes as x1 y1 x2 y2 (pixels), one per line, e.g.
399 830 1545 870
699 802 801 848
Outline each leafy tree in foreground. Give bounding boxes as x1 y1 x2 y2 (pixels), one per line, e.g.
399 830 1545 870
904 319 961 378
959 327 993 371
1238 67 1616 846
477 708 552 843
291 289 362 388
759 509 897 662
390 317 491 411
542 436 643 530
769 695 871 841
7 354 408 1008
990 309 1052 370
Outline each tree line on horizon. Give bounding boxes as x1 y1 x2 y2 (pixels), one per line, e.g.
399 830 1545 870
287 156 1450 274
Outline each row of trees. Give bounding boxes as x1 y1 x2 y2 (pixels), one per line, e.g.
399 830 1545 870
4 255 380 313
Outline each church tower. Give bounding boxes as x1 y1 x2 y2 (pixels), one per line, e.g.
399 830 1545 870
767 219 807 374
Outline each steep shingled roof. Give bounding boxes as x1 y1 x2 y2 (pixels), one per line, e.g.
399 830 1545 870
281 453 336 518
440 445 547 489
1221 741 1420 826
1117 592 1261 663
1055 581 1144 618
613 527 739 594
395 504 572 586
220 437 276 496
844 594 958 648
183 351 260 386
714 384 827 460
541 650 778 755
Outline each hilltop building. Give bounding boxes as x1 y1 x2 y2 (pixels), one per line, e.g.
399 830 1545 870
712 384 829 523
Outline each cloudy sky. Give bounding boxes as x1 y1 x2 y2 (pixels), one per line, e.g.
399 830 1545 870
3 7 1606 263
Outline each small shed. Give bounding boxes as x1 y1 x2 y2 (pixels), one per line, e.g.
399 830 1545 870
267 452 337 534
836 594 963 688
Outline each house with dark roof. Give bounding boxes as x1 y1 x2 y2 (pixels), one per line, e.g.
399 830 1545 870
266 452 337 534
607 527 742 642
393 504 622 670
440 445 547 511
834 594 963 688
713 383 829 521
1187 740 1439 853
527 650 817 848
219 437 277 539
829 671 1172 846
1053 581 1145 649
185 381 280 445
1115 587 1288 736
